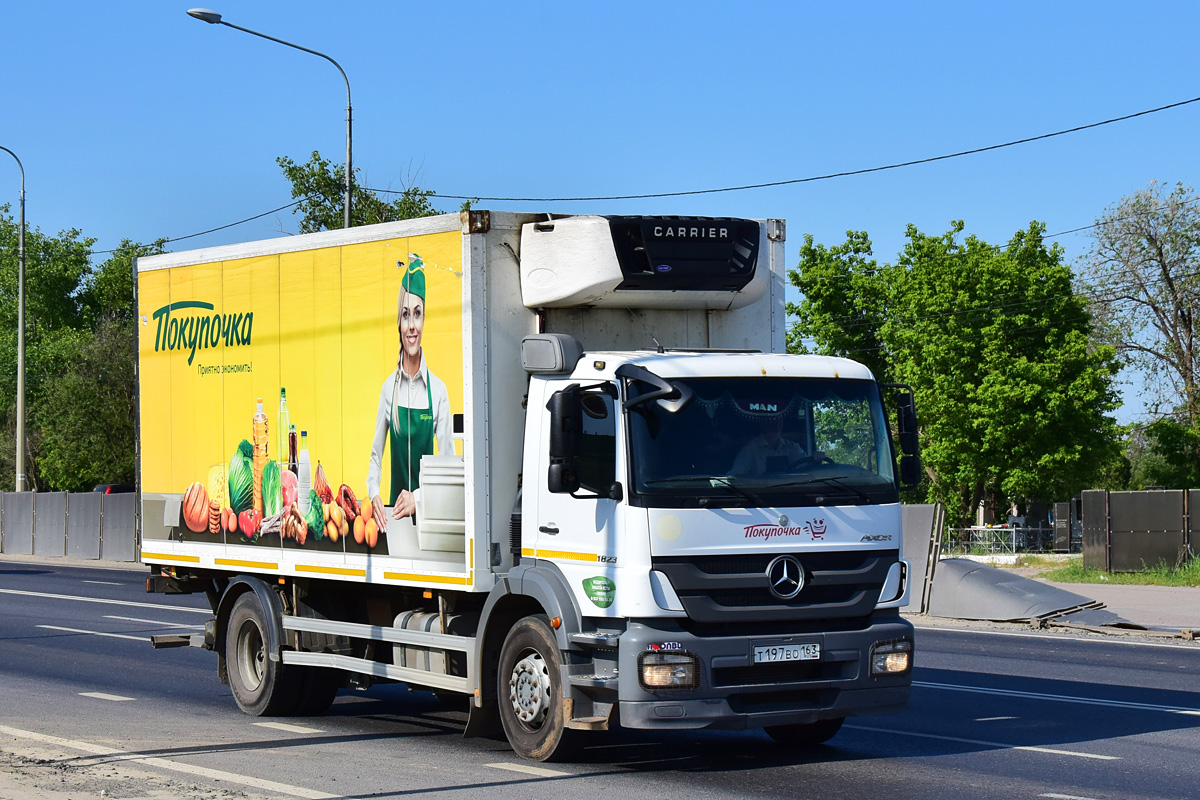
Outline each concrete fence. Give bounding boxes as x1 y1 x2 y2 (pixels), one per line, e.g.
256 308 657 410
0 492 137 562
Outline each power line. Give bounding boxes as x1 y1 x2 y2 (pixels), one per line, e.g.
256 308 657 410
86 201 301 256
374 94 1200 202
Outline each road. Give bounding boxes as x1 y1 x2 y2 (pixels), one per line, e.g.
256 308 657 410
2 556 1199 800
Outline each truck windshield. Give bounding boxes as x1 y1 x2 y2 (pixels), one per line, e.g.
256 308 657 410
626 376 897 508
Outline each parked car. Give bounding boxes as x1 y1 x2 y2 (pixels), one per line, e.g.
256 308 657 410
93 484 135 494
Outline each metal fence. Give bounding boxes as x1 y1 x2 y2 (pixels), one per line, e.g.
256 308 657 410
0 492 137 562
943 524 1081 556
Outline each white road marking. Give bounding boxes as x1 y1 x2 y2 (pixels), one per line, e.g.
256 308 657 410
83 580 123 586
38 625 147 642
0 724 337 799
915 680 1200 716
486 762 571 778
1041 794 1101 800
254 722 323 734
849 725 1119 760
0 588 209 614
974 716 1017 721
913 622 1200 651
103 615 202 629
79 692 134 702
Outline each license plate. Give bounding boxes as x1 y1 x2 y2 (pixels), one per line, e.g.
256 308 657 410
753 643 820 663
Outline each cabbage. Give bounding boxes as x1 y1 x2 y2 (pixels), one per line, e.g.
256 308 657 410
304 489 325 540
262 460 282 517
228 440 255 514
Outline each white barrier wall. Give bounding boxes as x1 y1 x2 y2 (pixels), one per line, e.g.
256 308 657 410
0 492 137 562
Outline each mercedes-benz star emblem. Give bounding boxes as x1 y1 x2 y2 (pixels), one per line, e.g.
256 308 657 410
766 555 804 600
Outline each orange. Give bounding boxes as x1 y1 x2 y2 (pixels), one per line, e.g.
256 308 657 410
353 515 365 545
365 518 378 549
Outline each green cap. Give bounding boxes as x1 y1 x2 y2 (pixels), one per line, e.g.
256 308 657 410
401 253 426 300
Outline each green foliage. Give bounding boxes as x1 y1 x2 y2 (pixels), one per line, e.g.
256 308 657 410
1039 555 1200 585
1134 418 1200 488
789 221 1122 525
277 151 440 232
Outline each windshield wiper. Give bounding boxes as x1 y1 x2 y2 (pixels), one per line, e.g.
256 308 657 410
767 475 873 504
643 476 762 505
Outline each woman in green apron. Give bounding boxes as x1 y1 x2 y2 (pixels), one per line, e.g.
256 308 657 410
367 255 453 529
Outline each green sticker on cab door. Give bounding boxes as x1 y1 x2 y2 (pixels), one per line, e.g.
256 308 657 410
583 576 615 608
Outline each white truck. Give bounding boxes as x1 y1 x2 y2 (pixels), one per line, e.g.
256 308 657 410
138 211 917 760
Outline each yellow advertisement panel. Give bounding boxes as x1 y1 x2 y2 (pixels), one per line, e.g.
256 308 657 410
138 230 464 559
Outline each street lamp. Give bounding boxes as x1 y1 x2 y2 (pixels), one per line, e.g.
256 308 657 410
0 145 26 491
186 8 353 229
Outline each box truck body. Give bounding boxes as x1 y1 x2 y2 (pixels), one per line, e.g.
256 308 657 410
138 211 915 760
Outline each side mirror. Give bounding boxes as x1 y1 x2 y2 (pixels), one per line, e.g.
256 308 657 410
899 454 920 489
547 385 582 493
896 392 918 457
895 392 920 490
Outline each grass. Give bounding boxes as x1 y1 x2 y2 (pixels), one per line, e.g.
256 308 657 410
1033 555 1200 587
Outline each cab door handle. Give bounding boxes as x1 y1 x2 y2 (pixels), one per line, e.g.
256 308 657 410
539 525 559 535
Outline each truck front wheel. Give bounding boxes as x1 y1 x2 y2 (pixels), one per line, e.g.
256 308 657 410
226 592 297 715
764 717 845 746
497 615 577 761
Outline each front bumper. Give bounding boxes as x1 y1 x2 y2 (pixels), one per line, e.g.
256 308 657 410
616 614 912 731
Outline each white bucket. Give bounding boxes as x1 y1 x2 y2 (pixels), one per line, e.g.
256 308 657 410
415 455 466 552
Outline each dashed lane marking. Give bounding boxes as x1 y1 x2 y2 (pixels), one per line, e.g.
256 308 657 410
485 762 572 778
82 580 123 586
1 588 209 614
253 722 324 734
1040 794 1102 800
103 615 203 629
37 625 146 641
849 725 1119 760
916 680 1200 716
0 724 337 799
79 692 134 702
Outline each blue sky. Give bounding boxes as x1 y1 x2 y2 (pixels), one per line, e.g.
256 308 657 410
3 2 1199 422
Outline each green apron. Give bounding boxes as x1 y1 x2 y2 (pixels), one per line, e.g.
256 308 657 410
388 373 434 505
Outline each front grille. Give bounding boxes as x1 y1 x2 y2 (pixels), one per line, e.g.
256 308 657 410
654 549 897 624
727 689 839 713
712 660 852 687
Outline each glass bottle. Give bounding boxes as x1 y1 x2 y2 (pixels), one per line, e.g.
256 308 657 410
288 425 299 475
277 388 289 465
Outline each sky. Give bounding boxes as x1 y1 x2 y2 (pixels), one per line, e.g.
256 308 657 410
3 1 1199 424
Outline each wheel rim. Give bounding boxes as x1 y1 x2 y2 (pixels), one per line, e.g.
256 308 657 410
508 648 551 730
235 619 266 692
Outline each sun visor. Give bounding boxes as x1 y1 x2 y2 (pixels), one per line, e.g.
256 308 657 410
519 215 766 310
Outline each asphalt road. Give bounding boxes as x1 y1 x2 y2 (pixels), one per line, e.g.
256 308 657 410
2 557 1200 800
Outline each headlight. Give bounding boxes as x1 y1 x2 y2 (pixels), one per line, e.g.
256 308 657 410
870 639 912 675
638 651 699 690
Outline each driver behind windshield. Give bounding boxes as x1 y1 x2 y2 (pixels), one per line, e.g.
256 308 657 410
730 415 807 475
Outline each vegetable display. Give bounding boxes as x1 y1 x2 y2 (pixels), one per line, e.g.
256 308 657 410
228 440 255 514
262 460 282 518
177 394 381 550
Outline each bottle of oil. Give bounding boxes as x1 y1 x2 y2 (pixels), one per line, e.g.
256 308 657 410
252 398 268 515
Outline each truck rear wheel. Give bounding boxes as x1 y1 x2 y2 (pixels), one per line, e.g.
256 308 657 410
764 717 845 747
226 592 298 716
497 615 577 761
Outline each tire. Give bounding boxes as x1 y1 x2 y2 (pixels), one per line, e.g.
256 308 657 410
225 592 299 716
292 667 339 716
764 717 845 747
497 615 578 761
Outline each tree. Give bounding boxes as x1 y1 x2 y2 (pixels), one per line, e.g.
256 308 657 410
789 221 1123 525
277 151 440 233
1084 181 1200 426
787 231 890 384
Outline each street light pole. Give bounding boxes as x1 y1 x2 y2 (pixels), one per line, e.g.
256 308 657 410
187 9 353 229
0 145 26 491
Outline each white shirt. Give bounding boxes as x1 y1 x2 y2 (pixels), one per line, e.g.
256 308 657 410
730 436 806 475
367 351 453 501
